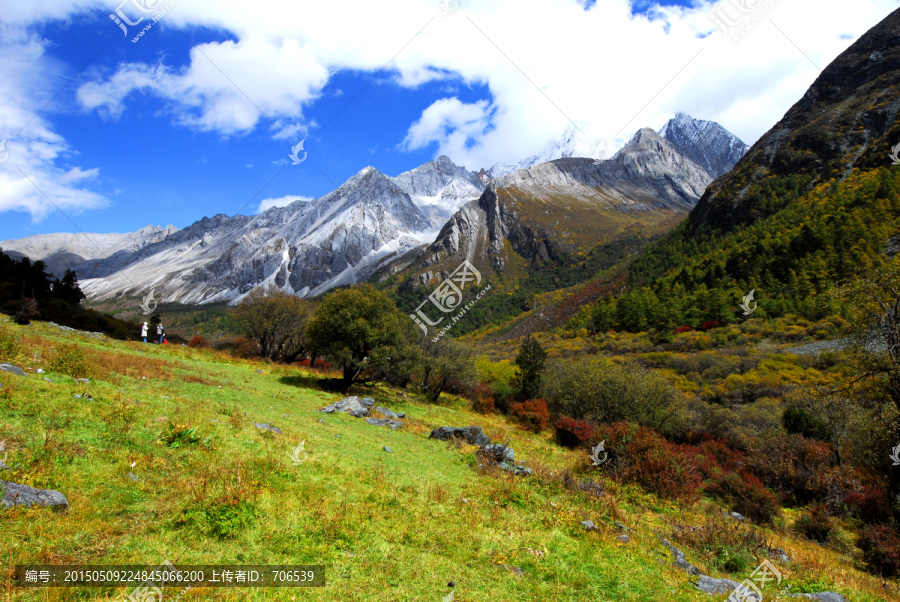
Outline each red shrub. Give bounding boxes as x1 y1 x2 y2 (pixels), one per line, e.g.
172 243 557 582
471 383 496 415
553 416 596 448
844 486 892 524
745 434 833 505
674 326 692 334
187 335 208 349
700 320 720 331
230 336 258 359
795 504 834 542
858 524 900 577
509 399 549 432
297 358 332 370
593 422 701 502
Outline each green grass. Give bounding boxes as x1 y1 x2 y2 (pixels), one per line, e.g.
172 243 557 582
0 319 891 601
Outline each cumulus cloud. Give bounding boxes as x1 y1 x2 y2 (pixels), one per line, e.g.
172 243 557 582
256 194 313 213
0 23 107 220
1 0 899 209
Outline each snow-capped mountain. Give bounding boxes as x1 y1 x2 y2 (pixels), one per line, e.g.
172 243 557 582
0 225 178 276
658 112 749 178
76 167 432 304
487 125 627 179
391 155 486 227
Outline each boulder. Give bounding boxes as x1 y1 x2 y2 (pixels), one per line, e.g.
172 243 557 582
319 397 370 418
365 418 402 430
581 520 598 531
661 540 702 576
617 535 629 544
1 480 68 510
694 576 743 596
482 444 514 463
0 364 26 377
498 463 533 477
375 406 405 419
788 594 847 602
384 447 392 453
254 423 283 434
729 511 745 521
429 426 490 446
360 397 375 407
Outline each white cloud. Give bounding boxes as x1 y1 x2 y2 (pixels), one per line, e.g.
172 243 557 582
256 194 313 213
0 0 897 202
0 23 107 220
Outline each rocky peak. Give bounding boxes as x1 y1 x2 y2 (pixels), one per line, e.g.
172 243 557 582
658 113 749 178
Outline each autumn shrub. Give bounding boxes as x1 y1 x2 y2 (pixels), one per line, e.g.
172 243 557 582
843 486 893 524
0 324 21 362
704 470 780 525
188 335 208 349
795 504 834 542
858 524 900 577
50 343 94 378
508 399 549 432
297 358 332 370
471 382 495 414
593 422 701 502
553 416 595 448
700 320 720 331
744 434 833 506
230 336 258 359
674 326 692 334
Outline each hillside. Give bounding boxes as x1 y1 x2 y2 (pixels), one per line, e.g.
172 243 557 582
0 318 890 601
624 7 900 326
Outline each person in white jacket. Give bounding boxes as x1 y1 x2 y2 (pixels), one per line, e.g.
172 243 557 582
141 322 148 343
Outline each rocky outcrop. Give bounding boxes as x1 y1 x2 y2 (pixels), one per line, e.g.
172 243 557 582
1 480 69 510
428 426 491 446
659 112 749 178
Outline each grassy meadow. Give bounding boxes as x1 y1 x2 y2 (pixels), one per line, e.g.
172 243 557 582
0 317 893 601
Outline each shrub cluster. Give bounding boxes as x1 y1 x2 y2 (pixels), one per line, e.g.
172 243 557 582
188 335 208 349
508 399 549 432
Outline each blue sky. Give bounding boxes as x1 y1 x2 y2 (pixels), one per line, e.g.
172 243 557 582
0 0 896 242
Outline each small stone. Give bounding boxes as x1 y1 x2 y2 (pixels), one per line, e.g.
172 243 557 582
318 419 325 423
448 582 455 587
429 426 490 446
617 535 629 544
335 434 341 438
73 394 82 399
126 472 139 482
210 419 222 424
695 575 742 595
461 498 468 503
383 447 392 453
76 378 90 384
254 423 282 434
730 511 745 521
256 370 263 374
0 364 26 377
615 521 630 532
581 520 598 531
43 378 53 383
35 369 45 374
319 397 370 418
365 418 403 430
0 480 68 510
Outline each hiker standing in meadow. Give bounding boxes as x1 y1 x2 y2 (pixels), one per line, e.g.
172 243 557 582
156 322 163 344
141 321 148 343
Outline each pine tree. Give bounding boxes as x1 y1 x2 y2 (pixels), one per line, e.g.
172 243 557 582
514 334 547 401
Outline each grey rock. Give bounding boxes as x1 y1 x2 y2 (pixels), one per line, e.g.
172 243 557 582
35 368 45 374
659 112 749 179
0 364 26 377
209 419 222 424
256 370 263 373
661 540 702 576
375 406 405 419
617 535 629 544
428 426 491 447
365 418 402 430
73 394 81 399
383 447 392 453
615 521 631 532
482 444 514 463
1 480 68 510
771 547 790 562
43 378 53 383
729 511 745 521
76 378 90 384
694 576 744 596
319 396 370 418
392 155 486 226
254 423 282 434
360 397 376 407
126 472 139 482
317 419 325 423
788 594 848 602
581 520 597 531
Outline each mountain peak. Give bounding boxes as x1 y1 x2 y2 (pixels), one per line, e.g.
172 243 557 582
658 114 749 178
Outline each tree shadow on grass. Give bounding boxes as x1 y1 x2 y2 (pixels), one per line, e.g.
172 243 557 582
278 373 348 393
